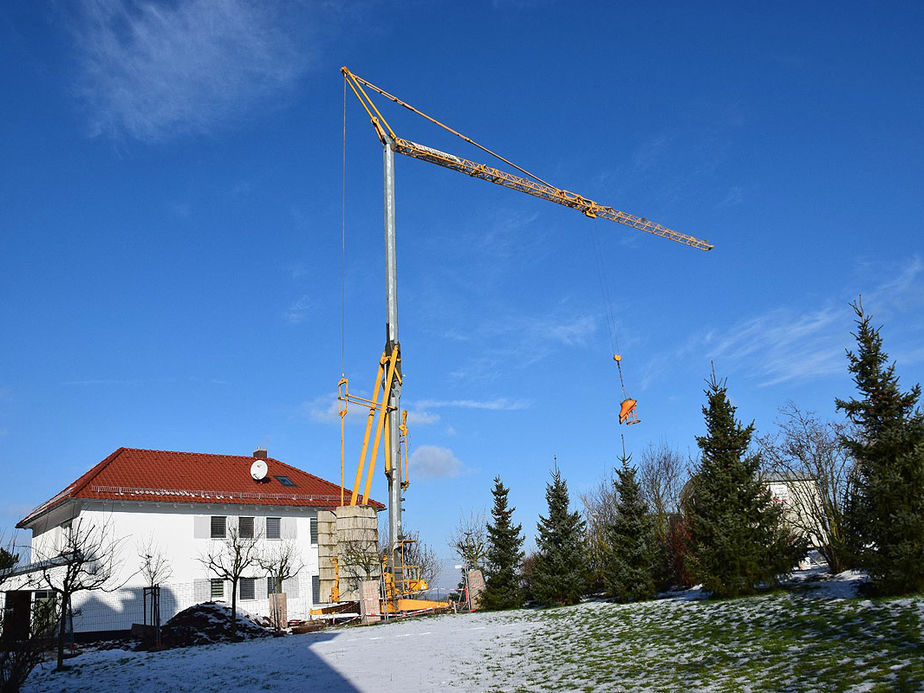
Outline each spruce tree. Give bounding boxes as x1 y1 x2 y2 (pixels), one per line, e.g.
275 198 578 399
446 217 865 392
835 300 924 595
686 369 806 597
605 453 657 602
531 465 587 606
480 476 525 610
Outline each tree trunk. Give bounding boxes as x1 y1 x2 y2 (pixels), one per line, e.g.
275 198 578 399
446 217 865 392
230 580 237 640
56 594 67 670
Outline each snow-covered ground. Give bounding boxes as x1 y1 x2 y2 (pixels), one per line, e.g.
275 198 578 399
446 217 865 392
22 571 924 692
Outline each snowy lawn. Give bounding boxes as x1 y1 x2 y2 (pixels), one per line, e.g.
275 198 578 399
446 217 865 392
23 573 923 692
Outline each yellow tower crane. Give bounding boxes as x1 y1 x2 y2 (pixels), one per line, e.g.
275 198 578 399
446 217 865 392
338 67 713 573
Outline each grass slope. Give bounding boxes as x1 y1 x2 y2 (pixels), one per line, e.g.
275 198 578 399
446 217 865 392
23 575 923 692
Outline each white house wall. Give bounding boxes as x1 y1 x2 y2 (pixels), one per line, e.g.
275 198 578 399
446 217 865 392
26 501 323 634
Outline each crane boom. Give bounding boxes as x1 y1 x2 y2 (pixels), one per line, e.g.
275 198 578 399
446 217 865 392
342 66 714 252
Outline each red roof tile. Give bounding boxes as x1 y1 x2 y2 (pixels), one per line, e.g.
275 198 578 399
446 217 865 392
18 448 384 527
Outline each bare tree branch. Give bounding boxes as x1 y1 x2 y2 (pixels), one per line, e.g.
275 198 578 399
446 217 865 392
448 511 487 572
31 517 128 670
258 541 302 630
199 527 260 640
757 402 856 573
138 535 172 589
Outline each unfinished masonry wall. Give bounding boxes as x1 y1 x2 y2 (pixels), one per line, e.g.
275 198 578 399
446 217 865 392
317 505 380 603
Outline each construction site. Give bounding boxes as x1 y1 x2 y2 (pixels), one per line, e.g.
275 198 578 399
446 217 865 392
309 67 713 623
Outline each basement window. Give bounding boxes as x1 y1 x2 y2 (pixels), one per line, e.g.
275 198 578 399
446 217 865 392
274 475 296 487
240 578 255 601
210 579 224 600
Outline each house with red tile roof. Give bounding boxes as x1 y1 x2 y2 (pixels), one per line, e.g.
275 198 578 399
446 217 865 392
6 447 383 638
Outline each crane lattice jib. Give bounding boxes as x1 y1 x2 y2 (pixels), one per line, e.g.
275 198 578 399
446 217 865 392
342 66 714 252
395 138 713 251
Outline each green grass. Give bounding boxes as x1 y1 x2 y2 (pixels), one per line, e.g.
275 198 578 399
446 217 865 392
469 589 923 691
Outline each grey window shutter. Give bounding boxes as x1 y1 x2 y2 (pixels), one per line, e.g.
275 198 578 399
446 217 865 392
194 579 210 602
193 516 210 539
284 576 300 598
266 517 281 539
310 517 318 545
311 575 320 604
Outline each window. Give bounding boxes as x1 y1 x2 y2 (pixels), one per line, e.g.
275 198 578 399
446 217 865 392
267 577 280 595
210 516 226 539
312 575 321 604
274 475 296 487
240 578 255 600
239 516 254 539
210 579 224 599
310 517 318 545
266 517 281 539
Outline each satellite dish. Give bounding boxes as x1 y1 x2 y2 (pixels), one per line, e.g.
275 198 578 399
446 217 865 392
250 459 268 481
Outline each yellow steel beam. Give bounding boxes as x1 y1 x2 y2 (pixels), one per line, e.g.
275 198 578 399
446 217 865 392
349 353 387 505
361 347 400 504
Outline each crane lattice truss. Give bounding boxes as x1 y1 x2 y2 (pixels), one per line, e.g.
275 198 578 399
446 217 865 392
342 67 713 252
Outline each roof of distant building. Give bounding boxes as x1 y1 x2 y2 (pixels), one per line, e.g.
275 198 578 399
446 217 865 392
18 447 383 527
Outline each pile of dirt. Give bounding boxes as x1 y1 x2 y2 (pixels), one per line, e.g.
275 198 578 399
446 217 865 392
160 602 273 648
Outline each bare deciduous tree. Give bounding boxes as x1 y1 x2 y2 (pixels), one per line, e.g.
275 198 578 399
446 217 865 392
639 442 688 519
138 536 172 589
757 403 856 573
580 471 617 592
1 533 49 692
33 518 127 670
339 537 382 600
448 511 487 572
199 527 260 640
397 531 440 590
258 541 302 630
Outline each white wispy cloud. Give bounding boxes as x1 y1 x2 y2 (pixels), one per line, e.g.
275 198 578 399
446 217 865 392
408 445 463 480
302 394 365 424
414 398 531 411
406 410 440 425
284 295 312 324
646 257 924 388
70 0 308 142
447 311 599 381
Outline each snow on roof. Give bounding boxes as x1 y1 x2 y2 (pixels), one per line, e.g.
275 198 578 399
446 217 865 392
18 447 383 527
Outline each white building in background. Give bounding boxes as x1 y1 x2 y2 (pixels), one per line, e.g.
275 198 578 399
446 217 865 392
4 447 382 637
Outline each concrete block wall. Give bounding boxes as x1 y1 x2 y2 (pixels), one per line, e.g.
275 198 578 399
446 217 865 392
316 506 380 603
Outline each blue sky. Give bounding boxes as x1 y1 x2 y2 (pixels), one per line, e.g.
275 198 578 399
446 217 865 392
2 1 923 583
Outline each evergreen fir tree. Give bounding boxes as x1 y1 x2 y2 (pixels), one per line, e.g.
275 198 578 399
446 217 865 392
835 300 924 595
686 369 806 597
480 476 525 610
604 452 657 602
531 464 587 606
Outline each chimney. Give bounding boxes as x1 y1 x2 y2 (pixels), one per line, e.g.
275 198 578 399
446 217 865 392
253 448 268 459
